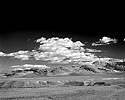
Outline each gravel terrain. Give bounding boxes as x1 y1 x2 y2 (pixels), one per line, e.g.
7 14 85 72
0 75 125 100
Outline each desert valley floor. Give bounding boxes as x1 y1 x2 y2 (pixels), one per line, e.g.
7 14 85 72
1 74 125 100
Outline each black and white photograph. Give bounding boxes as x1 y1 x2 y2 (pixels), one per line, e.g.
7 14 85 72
0 12 125 100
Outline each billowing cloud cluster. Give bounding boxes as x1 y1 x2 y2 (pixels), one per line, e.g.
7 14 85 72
34 37 100 63
92 36 117 46
6 50 31 60
0 37 106 64
36 37 85 51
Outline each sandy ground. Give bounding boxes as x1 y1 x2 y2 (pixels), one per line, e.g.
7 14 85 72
0 75 125 100
0 86 125 100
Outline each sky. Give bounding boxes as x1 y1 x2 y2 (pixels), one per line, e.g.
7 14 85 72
0 25 125 71
1 3 125 72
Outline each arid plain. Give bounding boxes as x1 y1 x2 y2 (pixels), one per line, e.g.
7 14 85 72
1 73 125 100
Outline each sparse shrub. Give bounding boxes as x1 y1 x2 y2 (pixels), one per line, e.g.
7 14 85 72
0 81 5 88
84 80 92 86
116 62 125 66
4 72 15 77
26 82 37 88
80 65 97 73
46 81 57 85
92 82 110 86
33 68 48 76
12 81 25 88
118 84 125 88
64 81 84 86
98 67 109 72
13 69 22 73
104 62 125 71
1 81 16 88
69 72 81 76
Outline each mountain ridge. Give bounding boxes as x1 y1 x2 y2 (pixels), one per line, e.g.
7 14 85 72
0 58 125 78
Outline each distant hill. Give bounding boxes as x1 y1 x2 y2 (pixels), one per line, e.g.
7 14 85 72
1 59 125 78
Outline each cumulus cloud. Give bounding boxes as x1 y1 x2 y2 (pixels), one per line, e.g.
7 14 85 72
85 48 101 52
0 52 6 56
34 37 99 63
0 37 108 64
14 55 30 60
92 36 117 46
36 37 85 51
6 50 31 60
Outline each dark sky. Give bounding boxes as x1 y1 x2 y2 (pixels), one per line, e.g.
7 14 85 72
0 18 125 71
0 27 125 57
0 23 125 50
1 5 125 71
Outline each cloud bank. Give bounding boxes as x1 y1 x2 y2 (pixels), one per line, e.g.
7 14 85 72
6 50 31 60
36 37 85 51
85 48 101 52
35 37 100 63
92 36 117 46
0 37 109 64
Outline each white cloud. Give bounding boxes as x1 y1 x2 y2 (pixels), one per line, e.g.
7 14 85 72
101 36 117 43
14 55 30 60
124 38 125 41
92 36 117 46
36 37 84 51
85 48 101 52
0 52 6 56
6 50 31 60
0 37 109 64
35 37 99 63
